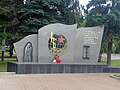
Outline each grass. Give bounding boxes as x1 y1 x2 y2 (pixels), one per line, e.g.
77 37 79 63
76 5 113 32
0 50 120 72
0 51 17 58
0 60 16 72
100 60 120 66
114 74 120 77
0 50 17 72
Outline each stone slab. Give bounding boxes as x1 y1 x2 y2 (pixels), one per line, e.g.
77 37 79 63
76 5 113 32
74 26 104 63
38 23 77 63
7 62 109 74
14 24 104 64
14 34 38 62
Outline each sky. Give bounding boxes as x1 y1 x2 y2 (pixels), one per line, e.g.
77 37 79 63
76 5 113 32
79 0 89 6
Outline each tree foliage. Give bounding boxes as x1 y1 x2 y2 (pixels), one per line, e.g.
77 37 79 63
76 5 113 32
84 0 120 53
0 0 20 34
0 0 81 57
2 0 120 54
16 0 80 35
0 0 81 39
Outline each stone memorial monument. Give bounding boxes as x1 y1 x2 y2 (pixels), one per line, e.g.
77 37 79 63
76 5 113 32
8 23 109 74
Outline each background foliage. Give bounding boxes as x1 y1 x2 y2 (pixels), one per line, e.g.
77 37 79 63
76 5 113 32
0 0 120 54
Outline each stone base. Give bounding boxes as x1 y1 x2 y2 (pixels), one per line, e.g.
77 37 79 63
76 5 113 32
103 66 120 73
7 62 109 74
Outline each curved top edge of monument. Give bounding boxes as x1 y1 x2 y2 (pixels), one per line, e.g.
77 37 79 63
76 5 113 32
78 25 104 29
14 34 37 45
38 23 77 31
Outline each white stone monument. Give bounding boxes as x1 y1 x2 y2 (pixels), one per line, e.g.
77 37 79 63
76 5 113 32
14 23 104 64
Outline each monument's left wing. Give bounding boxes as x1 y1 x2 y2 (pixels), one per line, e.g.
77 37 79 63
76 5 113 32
14 34 38 62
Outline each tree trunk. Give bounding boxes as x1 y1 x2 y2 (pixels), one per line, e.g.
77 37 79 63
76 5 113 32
9 44 14 57
107 33 113 66
98 52 102 62
4 26 6 33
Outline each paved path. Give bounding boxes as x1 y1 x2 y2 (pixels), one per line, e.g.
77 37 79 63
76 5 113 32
102 53 120 60
0 73 120 90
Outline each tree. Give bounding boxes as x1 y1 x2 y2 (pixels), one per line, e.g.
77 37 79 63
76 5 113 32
0 0 81 57
16 0 81 35
0 0 20 33
85 0 120 33
84 0 120 52
84 0 120 62
0 0 20 57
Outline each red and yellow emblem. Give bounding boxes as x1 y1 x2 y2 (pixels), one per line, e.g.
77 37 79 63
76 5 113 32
48 32 68 63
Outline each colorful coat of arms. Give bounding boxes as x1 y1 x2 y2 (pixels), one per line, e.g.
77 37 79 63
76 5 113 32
48 32 67 63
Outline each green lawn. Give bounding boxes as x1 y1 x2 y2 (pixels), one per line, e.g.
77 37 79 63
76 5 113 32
100 60 120 66
0 60 16 72
0 50 17 72
0 61 7 72
0 50 120 72
115 74 120 77
0 51 17 58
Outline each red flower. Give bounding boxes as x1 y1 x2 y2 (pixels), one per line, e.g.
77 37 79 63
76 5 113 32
55 55 62 63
